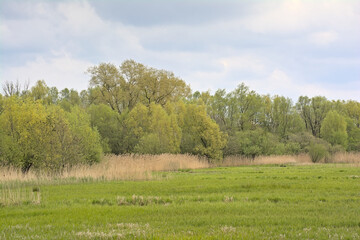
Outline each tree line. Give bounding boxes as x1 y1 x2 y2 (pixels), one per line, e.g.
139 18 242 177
1 60 359 172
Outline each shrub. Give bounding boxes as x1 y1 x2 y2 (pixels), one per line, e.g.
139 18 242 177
308 143 328 163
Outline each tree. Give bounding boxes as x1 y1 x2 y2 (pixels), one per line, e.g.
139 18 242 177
179 103 227 161
121 60 191 107
30 80 49 101
308 143 328 163
87 60 191 113
48 87 59 104
207 89 228 131
87 104 123 154
123 103 182 154
344 100 360 128
269 96 293 137
345 117 360 151
227 83 262 131
225 129 283 159
320 111 348 149
296 96 330 137
134 104 181 154
66 106 103 165
88 63 126 113
0 97 102 172
2 80 29 97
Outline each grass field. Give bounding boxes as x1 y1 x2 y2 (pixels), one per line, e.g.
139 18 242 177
1 163 360 239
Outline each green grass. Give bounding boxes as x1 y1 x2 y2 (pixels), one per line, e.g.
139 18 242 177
1 164 360 239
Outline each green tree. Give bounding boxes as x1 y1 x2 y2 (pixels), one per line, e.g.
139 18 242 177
297 96 330 137
0 97 102 172
225 129 282 159
308 143 328 163
120 60 191 107
87 60 191 113
227 83 262 131
344 100 360 128
207 89 228 131
345 117 360 151
87 104 123 154
179 103 227 161
88 63 126 113
320 111 348 149
124 103 182 154
66 106 103 165
30 80 49 101
48 87 59 104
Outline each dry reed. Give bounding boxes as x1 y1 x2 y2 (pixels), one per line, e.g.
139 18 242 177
220 154 311 167
1 153 359 183
326 152 360 166
0 154 209 182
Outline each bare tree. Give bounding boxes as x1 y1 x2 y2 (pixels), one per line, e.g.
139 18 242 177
2 80 30 97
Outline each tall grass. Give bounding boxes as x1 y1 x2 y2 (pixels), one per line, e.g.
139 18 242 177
0 182 41 206
325 152 360 166
0 154 209 182
220 154 311 167
1 153 359 183
221 152 360 166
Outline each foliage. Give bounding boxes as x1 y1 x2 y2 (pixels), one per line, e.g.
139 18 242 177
320 111 348 148
296 96 331 137
225 129 286 158
308 143 328 163
0 97 102 172
179 103 227 161
345 117 360 151
66 106 103 165
87 104 122 154
1 60 360 169
87 60 190 113
132 103 182 154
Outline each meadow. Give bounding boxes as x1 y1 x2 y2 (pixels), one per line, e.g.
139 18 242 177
1 154 360 239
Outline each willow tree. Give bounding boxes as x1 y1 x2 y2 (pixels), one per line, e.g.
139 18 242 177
87 60 191 113
178 102 227 161
320 111 347 149
296 96 331 137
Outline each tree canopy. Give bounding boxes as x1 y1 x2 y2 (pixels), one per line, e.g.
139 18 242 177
1 59 359 172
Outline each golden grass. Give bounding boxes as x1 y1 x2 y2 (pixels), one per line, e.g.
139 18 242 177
0 154 209 182
62 154 209 181
221 152 360 167
220 154 311 167
326 152 360 166
0 152 359 183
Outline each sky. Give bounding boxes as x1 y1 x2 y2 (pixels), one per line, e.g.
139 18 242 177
1 0 360 101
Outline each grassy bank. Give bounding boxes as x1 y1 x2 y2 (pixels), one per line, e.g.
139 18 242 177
1 163 360 239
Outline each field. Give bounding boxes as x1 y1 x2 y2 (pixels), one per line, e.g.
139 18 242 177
1 156 360 239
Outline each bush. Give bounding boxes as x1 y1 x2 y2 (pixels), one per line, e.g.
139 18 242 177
308 143 328 163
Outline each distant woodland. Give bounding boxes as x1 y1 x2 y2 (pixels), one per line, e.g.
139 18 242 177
1 60 359 173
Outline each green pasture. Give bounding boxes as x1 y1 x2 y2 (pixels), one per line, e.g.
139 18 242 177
1 164 360 239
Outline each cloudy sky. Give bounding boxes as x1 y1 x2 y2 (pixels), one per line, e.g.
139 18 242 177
1 0 360 101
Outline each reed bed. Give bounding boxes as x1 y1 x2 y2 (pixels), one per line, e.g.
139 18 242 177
326 152 360 166
220 154 311 167
1 153 359 183
0 154 209 182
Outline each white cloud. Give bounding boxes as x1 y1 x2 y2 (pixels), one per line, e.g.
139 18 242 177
241 0 360 34
57 1 104 36
1 0 359 101
2 53 93 91
308 31 338 46
242 69 360 101
219 56 266 74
